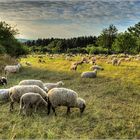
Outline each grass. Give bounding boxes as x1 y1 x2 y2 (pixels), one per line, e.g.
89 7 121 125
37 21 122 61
0 54 140 139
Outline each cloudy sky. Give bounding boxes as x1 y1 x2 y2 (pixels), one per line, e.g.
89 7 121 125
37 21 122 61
0 0 140 39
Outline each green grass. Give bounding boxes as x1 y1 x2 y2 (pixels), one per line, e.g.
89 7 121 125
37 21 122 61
0 54 140 139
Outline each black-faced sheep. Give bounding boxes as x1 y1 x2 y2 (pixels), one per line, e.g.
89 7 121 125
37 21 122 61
47 88 86 116
0 77 7 85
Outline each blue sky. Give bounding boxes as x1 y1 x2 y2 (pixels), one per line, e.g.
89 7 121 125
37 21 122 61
0 0 140 39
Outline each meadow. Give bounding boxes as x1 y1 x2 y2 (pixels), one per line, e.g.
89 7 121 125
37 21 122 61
0 54 140 139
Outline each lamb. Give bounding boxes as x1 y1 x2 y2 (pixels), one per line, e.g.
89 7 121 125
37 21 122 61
19 92 48 116
90 65 104 71
9 85 48 112
0 89 9 101
81 69 97 78
47 88 86 116
19 79 48 92
4 63 21 74
44 81 64 91
0 77 7 85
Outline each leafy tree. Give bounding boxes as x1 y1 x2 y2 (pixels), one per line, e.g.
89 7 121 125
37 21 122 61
0 21 27 56
128 22 140 38
112 32 137 54
97 24 118 53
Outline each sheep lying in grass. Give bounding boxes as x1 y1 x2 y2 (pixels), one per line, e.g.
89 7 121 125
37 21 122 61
25 62 32 66
47 88 86 116
4 63 21 74
81 69 97 78
19 92 48 116
0 77 7 85
19 79 48 92
44 81 64 91
90 65 104 71
0 89 9 101
9 85 48 112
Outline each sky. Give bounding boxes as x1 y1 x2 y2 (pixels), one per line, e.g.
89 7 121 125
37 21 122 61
0 0 140 39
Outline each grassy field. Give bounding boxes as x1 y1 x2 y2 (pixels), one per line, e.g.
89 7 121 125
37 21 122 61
0 54 140 139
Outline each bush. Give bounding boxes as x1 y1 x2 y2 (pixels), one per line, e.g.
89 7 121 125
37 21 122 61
67 47 87 54
86 45 108 54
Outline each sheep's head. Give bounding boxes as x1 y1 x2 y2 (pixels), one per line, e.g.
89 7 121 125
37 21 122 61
76 98 86 115
57 81 64 86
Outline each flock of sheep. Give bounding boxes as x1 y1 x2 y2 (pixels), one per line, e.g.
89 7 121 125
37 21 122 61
0 53 140 117
0 62 86 116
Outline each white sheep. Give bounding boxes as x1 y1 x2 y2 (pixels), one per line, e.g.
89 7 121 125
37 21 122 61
9 85 48 112
19 79 48 92
44 81 64 91
19 92 48 116
90 65 104 71
112 58 118 66
0 89 9 101
81 69 97 78
4 63 21 74
70 63 78 71
47 88 86 116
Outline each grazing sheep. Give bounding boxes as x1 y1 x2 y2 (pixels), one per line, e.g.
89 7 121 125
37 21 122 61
4 63 21 74
0 77 7 85
19 92 48 115
112 58 118 66
90 65 104 71
9 85 48 112
117 59 122 66
70 63 78 71
44 81 64 91
19 79 48 92
81 69 97 78
47 88 86 116
0 89 9 101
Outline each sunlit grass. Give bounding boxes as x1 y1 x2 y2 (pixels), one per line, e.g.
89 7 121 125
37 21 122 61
0 54 140 139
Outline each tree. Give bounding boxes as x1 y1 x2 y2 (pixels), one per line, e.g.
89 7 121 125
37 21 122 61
0 21 27 56
128 22 140 38
112 32 137 54
97 24 118 53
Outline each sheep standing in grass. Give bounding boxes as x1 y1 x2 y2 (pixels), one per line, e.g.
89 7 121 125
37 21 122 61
19 79 48 92
0 89 9 101
9 85 48 112
44 81 64 91
4 63 21 74
81 69 97 78
19 92 48 115
70 63 78 71
112 58 118 66
47 88 86 116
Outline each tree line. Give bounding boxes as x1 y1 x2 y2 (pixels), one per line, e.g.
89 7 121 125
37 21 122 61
0 21 140 56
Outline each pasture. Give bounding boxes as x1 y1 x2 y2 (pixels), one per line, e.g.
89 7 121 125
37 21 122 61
0 54 140 139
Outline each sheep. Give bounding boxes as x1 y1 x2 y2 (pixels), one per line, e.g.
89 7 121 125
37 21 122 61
9 85 48 112
90 65 104 71
47 88 86 116
44 81 64 91
81 69 97 78
19 92 48 116
117 59 122 66
19 79 48 92
70 63 78 71
112 58 118 66
0 89 9 101
4 63 21 74
0 77 7 85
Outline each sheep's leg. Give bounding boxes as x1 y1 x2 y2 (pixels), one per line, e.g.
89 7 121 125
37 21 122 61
52 107 57 116
66 107 71 115
24 104 29 116
34 101 40 113
47 103 51 115
9 101 14 112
